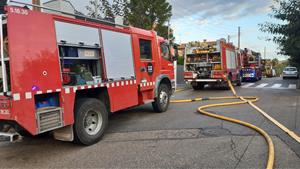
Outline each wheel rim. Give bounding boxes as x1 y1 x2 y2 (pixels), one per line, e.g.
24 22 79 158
83 110 103 135
159 90 169 108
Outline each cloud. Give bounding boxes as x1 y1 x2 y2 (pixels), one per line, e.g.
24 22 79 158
169 0 273 20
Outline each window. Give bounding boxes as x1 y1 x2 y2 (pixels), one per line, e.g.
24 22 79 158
161 42 171 61
285 67 297 71
226 50 236 69
139 39 152 60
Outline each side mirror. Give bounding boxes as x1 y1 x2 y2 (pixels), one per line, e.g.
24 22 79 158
172 54 178 61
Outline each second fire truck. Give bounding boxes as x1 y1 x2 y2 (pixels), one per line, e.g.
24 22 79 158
241 48 262 81
183 39 242 90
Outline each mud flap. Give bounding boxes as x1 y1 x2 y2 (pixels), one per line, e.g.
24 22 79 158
53 125 74 142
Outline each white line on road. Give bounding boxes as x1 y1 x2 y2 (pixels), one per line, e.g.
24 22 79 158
288 84 297 89
242 83 255 88
271 84 282 88
255 83 269 88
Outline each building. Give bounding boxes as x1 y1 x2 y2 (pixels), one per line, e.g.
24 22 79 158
43 0 124 25
177 43 187 57
43 0 76 18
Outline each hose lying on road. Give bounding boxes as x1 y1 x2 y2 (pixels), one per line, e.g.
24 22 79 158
171 80 277 168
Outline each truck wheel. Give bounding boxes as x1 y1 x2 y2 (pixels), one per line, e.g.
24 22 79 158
0 123 11 132
152 83 171 113
73 98 108 145
192 83 205 90
0 123 3 131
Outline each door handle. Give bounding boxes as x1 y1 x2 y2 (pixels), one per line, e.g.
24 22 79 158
140 67 146 72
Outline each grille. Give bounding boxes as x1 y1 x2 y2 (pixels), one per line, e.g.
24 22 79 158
37 108 63 133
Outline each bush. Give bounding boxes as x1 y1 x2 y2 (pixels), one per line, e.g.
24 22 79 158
177 56 184 65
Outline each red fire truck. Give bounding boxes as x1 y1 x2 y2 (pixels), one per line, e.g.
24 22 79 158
241 48 262 81
183 39 242 90
0 2 176 145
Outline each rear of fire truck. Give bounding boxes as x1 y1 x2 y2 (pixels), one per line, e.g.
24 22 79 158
0 10 18 142
183 39 241 90
241 48 262 82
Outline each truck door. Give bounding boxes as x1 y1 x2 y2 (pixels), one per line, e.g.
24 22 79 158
160 42 174 79
137 38 156 93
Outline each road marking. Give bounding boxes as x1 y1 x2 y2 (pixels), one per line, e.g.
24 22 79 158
255 83 269 88
242 83 255 88
288 84 297 89
271 84 282 88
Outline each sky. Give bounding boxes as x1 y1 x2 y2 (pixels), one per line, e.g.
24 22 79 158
20 0 286 60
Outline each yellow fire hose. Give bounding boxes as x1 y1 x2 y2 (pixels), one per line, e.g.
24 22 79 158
171 79 300 169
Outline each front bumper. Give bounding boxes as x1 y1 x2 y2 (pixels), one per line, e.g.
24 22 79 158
283 74 298 78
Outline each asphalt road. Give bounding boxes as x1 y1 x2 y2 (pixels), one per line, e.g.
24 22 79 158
1 74 300 168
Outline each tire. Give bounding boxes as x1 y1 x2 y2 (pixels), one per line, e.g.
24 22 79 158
73 98 108 145
152 83 171 113
14 126 32 137
0 123 11 132
0 123 3 132
192 83 205 90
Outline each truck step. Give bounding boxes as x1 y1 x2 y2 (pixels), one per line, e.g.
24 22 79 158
0 132 21 142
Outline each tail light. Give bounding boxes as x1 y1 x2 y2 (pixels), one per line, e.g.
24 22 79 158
0 98 11 115
184 72 193 78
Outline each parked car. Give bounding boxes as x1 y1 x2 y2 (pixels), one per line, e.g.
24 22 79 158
282 67 299 79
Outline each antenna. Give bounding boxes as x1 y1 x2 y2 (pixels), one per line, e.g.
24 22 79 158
238 26 241 49
264 46 266 59
32 0 40 11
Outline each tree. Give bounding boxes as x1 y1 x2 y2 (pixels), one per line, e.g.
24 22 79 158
126 0 173 39
86 0 174 40
260 0 300 67
272 58 279 67
111 0 128 17
86 0 114 21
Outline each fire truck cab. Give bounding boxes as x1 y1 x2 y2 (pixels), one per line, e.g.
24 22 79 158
0 3 176 145
184 39 242 90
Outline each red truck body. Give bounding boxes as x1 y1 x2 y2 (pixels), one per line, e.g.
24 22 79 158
184 39 241 89
0 5 175 144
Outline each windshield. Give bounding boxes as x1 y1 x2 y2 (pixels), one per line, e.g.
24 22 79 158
284 67 297 71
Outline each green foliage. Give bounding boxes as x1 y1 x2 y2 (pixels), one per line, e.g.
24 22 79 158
260 0 300 67
272 58 279 67
126 0 172 39
274 60 289 76
177 56 184 65
86 0 114 21
86 0 173 40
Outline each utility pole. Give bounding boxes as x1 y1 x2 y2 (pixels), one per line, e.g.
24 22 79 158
167 20 171 44
32 0 41 11
227 35 230 43
264 46 266 59
238 26 241 50
95 0 99 18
